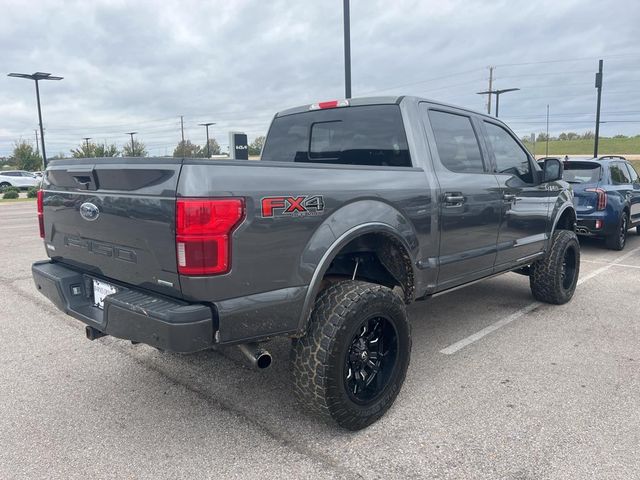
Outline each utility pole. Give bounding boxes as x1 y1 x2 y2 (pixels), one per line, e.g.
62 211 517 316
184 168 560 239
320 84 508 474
34 130 39 155
476 87 519 118
180 115 185 143
594 59 603 158
487 66 494 114
545 104 550 157
8 72 63 168
199 122 215 158
125 132 137 156
83 137 92 155
343 0 351 99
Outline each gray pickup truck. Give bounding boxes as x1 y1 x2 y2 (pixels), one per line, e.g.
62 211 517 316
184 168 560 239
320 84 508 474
32 96 579 430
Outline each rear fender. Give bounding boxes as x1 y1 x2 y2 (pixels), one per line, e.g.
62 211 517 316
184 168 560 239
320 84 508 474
549 188 577 245
296 200 419 334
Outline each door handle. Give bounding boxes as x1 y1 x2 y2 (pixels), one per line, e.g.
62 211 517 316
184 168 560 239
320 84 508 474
502 193 517 202
444 194 465 205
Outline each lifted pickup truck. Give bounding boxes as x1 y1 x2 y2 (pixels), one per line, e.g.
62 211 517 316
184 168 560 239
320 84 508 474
32 96 579 430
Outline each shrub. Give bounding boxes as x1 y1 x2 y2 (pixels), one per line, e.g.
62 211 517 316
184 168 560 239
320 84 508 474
27 187 38 198
0 185 19 194
2 190 19 199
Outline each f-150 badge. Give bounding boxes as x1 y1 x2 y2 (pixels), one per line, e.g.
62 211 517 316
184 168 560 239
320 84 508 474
261 195 325 218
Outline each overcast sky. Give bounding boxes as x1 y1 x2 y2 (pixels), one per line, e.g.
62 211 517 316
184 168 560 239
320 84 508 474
1 0 639 158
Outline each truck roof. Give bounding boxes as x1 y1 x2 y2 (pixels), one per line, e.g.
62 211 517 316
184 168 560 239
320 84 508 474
275 95 498 121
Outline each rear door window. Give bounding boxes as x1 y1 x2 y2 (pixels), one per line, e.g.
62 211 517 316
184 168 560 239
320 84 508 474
427 110 485 173
610 162 631 184
261 105 411 167
624 163 639 183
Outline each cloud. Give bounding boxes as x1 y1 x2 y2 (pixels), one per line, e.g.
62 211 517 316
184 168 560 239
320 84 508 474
1 0 639 157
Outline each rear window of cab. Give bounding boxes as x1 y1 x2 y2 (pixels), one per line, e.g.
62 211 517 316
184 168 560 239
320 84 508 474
261 105 412 167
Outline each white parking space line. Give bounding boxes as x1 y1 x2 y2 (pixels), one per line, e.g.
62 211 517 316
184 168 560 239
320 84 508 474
440 245 640 355
581 259 640 270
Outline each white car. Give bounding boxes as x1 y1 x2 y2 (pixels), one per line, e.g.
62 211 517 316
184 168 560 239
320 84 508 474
0 170 40 189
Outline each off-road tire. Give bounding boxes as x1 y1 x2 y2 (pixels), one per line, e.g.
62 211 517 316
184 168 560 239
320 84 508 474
530 230 580 305
605 212 628 250
291 280 411 430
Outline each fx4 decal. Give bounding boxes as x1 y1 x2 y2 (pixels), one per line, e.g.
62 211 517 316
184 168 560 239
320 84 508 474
261 195 325 218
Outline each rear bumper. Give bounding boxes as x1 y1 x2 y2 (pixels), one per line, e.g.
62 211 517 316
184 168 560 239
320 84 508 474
575 212 616 237
32 261 215 353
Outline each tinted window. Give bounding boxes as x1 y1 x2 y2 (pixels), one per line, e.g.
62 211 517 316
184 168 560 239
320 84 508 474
625 163 639 183
428 110 484 173
484 122 533 184
261 105 411 167
563 162 601 184
610 162 631 184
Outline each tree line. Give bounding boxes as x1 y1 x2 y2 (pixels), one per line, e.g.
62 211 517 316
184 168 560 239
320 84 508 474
522 132 640 142
2 135 266 171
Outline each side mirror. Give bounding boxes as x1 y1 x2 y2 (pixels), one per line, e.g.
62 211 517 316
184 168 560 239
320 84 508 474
543 158 563 182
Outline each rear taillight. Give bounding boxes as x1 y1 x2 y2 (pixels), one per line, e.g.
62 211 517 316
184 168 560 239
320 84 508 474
586 187 607 210
37 189 44 238
176 198 244 275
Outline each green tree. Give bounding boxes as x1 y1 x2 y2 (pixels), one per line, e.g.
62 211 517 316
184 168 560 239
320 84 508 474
197 138 222 157
71 143 93 158
122 140 148 157
173 140 201 157
536 133 549 142
248 135 266 156
10 141 42 171
71 141 120 158
581 131 595 140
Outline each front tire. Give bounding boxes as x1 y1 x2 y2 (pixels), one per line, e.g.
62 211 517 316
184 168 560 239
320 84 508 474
291 281 411 430
606 212 628 250
530 230 580 305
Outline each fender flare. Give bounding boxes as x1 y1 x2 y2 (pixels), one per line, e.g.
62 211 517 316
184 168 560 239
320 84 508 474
296 222 417 334
550 201 577 238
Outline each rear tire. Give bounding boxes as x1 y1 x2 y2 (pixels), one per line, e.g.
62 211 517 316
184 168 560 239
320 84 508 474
0 182 11 190
605 212 628 250
530 230 580 305
291 280 411 430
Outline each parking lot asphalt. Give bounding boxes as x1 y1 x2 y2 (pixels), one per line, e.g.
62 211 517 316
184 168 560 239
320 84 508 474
1 200 639 480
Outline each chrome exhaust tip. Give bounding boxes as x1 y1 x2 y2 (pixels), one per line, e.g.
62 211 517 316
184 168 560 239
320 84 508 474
237 343 272 369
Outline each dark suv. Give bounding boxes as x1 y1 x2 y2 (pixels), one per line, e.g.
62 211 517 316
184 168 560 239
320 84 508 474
564 156 640 249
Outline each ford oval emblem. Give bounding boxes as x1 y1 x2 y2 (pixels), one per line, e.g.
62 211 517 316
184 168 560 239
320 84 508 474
79 202 100 222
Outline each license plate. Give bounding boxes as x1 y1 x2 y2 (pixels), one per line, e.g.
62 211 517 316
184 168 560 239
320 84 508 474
93 279 118 309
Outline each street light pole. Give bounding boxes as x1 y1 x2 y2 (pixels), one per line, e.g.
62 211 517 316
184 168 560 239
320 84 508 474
199 122 215 158
343 0 351 99
476 88 520 118
125 132 137 156
83 137 92 155
8 72 63 169
546 104 550 157
594 59 603 158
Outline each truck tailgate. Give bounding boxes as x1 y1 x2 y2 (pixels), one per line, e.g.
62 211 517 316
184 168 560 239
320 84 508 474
42 158 183 297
